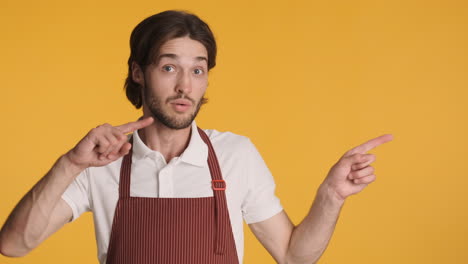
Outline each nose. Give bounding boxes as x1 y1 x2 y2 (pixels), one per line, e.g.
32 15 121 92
175 70 192 95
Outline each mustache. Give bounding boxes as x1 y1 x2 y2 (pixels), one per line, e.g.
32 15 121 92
165 94 196 104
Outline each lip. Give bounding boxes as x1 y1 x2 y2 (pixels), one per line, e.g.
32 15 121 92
169 99 192 113
170 99 193 107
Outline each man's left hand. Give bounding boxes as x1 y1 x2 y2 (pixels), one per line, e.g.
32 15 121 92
322 134 394 201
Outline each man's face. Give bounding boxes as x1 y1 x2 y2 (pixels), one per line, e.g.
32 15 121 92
140 36 209 129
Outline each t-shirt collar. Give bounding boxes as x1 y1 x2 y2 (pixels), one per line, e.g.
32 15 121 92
131 120 208 167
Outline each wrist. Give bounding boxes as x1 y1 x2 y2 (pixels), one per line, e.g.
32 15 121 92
59 153 87 177
317 182 346 209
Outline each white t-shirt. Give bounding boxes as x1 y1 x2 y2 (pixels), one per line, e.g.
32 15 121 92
61 121 283 264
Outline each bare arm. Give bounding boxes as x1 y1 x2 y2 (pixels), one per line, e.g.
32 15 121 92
0 156 81 257
285 184 344 263
249 134 393 264
249 185 342 264
0 117 154 257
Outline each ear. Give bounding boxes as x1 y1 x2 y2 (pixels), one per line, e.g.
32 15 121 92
131 62 144 86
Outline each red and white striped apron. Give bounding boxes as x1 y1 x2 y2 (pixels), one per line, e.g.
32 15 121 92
105 127 239 264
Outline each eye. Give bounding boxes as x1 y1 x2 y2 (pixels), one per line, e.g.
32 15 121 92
193 68 204 75
162 65 175 72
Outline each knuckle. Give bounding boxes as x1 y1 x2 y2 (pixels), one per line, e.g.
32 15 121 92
115 133 124 140
357 170 367 178
108 137 118 145
118 133 128 141
114 144 124 152
96 123 111 130
100 141 110 148
352 153 364 162
360 154 367 162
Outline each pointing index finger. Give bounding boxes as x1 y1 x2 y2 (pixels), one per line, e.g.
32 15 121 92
116 117 154 134
346 134 393 156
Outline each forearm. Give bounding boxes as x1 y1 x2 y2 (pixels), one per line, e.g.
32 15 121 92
0 154 82 256
0 118 149 257
285 183 344 264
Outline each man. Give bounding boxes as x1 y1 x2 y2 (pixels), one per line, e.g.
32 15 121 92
0 10 392 264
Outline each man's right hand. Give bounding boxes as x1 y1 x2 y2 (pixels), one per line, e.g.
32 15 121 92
64 117 154 171
0 118 154 257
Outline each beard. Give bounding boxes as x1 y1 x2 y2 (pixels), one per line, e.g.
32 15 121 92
143 80 207 130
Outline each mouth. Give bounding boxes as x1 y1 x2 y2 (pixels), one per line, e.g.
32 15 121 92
170 98 192 106
170 99 192 112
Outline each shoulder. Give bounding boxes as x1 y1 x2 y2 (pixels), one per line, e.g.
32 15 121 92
202 128 255 154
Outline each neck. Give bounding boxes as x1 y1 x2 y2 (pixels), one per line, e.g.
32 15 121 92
138 116 192 163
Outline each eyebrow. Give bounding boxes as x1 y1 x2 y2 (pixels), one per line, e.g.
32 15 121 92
157 53 208 64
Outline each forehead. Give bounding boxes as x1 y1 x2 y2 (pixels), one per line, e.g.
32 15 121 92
158 36 208 59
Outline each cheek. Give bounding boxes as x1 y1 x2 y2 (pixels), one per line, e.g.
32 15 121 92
147 74 176 92
194 78 208 92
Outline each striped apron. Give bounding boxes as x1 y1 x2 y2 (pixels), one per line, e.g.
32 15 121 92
105 127 239 264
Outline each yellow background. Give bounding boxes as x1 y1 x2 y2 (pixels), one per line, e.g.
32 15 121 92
1 0 467 263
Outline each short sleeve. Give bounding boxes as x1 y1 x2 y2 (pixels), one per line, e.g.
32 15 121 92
241 139 283 224
61 168 91 222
